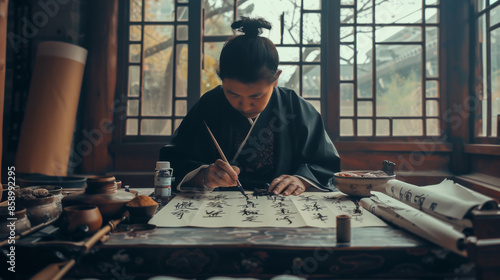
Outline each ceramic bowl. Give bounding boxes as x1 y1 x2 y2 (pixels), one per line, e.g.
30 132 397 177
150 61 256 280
334 170 395 197
126 204 158 224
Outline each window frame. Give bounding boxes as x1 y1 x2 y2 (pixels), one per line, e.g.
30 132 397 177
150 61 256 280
114 0 447 145
472 0 500 144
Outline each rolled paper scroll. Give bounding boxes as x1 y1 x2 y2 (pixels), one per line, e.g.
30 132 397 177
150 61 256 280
16 41 87 176
360 192 467 256
383 179 497 231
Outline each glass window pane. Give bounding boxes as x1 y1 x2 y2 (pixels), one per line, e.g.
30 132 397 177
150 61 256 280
491 28 500 136
177 6 188 21
143 25 174 116
126 118 138 135
130 25 142 41
426 80 439 97
307 100 321 113
341 8 355 24
375 26 422 43
129 44 141 63
426 8 439 23
177 25 188 40
376 119 390 136
426 119 440 136
393 119 423 136
340 119 354 136
358 101 373 116
357 0 373 24
128 100 139 116
130 0 142 22
341 26 354 42
426 27 439 77
491 5 500 27
128 66 140 97
357 27 373 98
278 65 299 94
340 44 354 80
475 15 487 136
175 100 187 116
176 44 188 97
358 119 373 136
340 83 354 116
425 0 439 5
304 0 321 10
141 119 172 135
281 5 301 44
303 13 321 44
375 0 422 24
492 0 500 7
202 42 224 95
426 100 439 116
145 0 175 21
341 0 355 5
203 0 234 35
376 44 422 117
303 47 321 62
302 65 321 98
277 47 300 62
480 15 487 102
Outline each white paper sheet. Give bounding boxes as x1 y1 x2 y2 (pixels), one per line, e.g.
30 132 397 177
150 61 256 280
360 192 467 256
385 179 497 222
150 192 387 228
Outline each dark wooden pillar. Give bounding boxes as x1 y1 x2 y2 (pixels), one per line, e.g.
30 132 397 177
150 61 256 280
0 0 9 181
80 0 119 174
442 0 472 174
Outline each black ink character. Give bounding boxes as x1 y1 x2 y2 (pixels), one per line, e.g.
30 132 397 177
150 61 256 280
175 201 197 210
312 202 323 211
271 202 286 208
404 190 412 202
210 194 228 201
240 209 260 216
413 195 426 210
205 210 223 217
276 216 293 224
243 216 261 222
298 195 315 202
171 209 189 219
429 202 438 211
313 213 328 223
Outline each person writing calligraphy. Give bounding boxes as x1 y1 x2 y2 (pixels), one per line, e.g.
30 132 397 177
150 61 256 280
161 17 340 196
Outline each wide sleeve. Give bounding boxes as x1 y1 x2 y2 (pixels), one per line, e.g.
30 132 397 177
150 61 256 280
162 98 217 191
291 98 341 191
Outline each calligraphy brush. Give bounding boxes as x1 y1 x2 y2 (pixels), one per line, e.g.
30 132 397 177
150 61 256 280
203 121 249 200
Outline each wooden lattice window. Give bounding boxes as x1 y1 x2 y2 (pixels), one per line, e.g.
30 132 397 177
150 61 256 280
339 0 441 138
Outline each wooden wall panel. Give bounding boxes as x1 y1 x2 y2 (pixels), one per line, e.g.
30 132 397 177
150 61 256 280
0 0 8 182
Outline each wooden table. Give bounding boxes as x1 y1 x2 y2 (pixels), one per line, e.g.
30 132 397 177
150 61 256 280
5 190 478 280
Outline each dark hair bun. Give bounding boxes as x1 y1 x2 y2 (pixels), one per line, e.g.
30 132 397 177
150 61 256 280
231 17 272 38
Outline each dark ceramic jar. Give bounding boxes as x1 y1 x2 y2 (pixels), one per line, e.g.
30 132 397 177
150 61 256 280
62 176 135 221
18 195 60 226
62 205 103 235
0 207 31 237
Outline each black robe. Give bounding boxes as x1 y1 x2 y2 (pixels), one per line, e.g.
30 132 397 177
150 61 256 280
166 85 341 191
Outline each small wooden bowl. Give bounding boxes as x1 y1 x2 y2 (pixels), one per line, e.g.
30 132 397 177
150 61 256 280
126 204 158 224
334 170 395 197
